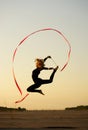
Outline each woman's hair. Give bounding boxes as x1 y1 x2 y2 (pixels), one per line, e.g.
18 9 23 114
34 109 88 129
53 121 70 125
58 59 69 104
35 58 45 68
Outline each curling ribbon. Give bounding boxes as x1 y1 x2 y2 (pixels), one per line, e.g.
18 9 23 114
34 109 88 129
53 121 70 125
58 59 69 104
12 28 71 103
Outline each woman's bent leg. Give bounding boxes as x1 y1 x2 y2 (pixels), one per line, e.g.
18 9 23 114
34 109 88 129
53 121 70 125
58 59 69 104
27 84 44 95
27 83 40 92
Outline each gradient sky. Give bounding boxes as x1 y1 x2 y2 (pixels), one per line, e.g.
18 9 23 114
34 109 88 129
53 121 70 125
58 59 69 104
0 0 88 110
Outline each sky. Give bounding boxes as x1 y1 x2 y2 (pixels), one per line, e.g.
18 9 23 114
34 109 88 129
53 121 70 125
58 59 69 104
0 0 88 110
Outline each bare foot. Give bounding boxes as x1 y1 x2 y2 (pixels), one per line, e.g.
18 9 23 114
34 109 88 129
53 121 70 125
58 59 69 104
39 90 45 95
54 66 59 71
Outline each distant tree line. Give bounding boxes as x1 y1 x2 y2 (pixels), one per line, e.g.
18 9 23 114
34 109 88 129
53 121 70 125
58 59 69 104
0 106 26 111
65 105 88 110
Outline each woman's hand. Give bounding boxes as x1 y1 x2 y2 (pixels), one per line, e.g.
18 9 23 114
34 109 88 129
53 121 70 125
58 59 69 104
47 56 51 59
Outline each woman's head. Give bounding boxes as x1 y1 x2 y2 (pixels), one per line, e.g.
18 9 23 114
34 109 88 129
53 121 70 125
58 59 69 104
35 58 45 69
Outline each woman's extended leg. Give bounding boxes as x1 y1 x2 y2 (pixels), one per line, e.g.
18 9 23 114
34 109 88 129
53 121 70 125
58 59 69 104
41 66 58 84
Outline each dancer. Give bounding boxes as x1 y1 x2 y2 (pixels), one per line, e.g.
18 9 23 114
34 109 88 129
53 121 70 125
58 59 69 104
27 56 58 95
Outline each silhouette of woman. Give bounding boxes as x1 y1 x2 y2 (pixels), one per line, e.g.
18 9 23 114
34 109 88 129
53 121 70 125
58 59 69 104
27 56 58 95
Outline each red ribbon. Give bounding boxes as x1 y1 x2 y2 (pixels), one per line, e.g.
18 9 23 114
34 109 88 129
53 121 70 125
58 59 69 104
12 28 71 103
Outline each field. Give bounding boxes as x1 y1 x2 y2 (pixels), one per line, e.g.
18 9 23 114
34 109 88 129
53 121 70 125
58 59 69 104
0 110 88 130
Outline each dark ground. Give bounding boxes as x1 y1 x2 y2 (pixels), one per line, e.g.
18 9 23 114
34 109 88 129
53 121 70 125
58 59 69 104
0 110 88 130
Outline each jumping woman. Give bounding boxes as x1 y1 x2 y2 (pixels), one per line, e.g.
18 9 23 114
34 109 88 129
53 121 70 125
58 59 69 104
27 56 58 95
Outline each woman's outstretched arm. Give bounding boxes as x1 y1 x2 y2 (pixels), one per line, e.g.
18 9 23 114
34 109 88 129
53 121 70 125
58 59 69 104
44 56 51 62
43 67 54 70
